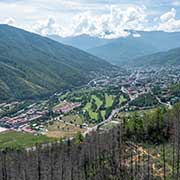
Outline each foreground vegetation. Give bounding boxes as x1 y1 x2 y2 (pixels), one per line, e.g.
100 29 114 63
1 102 180 179
116 103 180 179
0 131 55 149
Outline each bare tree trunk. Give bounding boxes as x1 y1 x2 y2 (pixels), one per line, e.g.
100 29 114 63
163 142 166 180
172 138 175 179
130 150 133 180
147 149 150 180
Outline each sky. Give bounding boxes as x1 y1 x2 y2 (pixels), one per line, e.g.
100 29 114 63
0 0 180 38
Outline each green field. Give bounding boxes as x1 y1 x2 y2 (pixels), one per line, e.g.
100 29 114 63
0 131 55 149
83 95 102 120
61 114 84 125
62 88 127 122
119 95 127 105
84 102 92 111
59 92 69 100
101 110 106 119
89 111 98 119
92 95 103 108
119 107 158 117
105 94 114 107
83 103 98 120
46 120 85 138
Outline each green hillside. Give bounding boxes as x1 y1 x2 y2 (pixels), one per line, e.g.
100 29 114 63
88 36 157 65
0 25 113 102
132 47 180 67
87 31 180 65
48 31 180 66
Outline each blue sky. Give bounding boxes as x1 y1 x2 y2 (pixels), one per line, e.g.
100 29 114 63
0 0 180 38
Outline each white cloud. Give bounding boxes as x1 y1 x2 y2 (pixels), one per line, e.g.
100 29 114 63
3 17 16 25
71 5 147 38
160 8 176 22
1 1 180 38
157 8 180 32
27 16 72 37
15 4 147 38
133 33 141 37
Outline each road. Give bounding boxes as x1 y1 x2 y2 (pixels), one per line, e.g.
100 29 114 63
84 69 172 136
121 70 141 101
84 72 140 136
132 70 140 86
83 101 130 136
83 109 119 135
154 95 172 108
92 88 171 138
149 89 171 108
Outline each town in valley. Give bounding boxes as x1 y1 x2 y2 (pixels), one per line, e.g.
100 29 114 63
1 66 180 138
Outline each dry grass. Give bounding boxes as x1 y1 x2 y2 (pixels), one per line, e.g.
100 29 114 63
46 121 85 138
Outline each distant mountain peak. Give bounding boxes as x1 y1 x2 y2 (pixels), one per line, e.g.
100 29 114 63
47 29 180 66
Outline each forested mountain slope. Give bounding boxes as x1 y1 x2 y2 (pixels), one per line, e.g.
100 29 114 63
88 36 158 65
131 47 180 67
50 30 180 65
0 25 113 101
88 31 180 65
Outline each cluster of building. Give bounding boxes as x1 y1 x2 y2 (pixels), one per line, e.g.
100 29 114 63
94 66 180 109
0 96 83 134
1 66 180 135
0 108 48 133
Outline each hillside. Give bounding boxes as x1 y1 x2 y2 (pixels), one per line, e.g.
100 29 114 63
49 31 180 65
0 25 113 102
131 47 180 67
88 36 157 65
88 31 180 65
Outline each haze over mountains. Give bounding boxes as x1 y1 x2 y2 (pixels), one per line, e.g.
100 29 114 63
49 30 180 65
0 25 113 101
48 34 109 51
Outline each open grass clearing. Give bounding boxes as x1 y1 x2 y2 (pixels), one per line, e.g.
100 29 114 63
83 102 91 111
105 93 114 107
61 114 84 125
46 121 85 138
91 95 103 109
89 111 98 120
59 92 69 100
0 131 54 149
119 95 127 105
101 110 106 119
118 107 159 117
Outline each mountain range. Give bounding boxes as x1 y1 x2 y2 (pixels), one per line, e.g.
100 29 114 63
49 30 180 65
48 34 109 51
0 25 113 102
1 25 180 102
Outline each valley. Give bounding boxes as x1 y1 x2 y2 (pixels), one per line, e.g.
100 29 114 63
1 65 180 149
1 1 180 179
